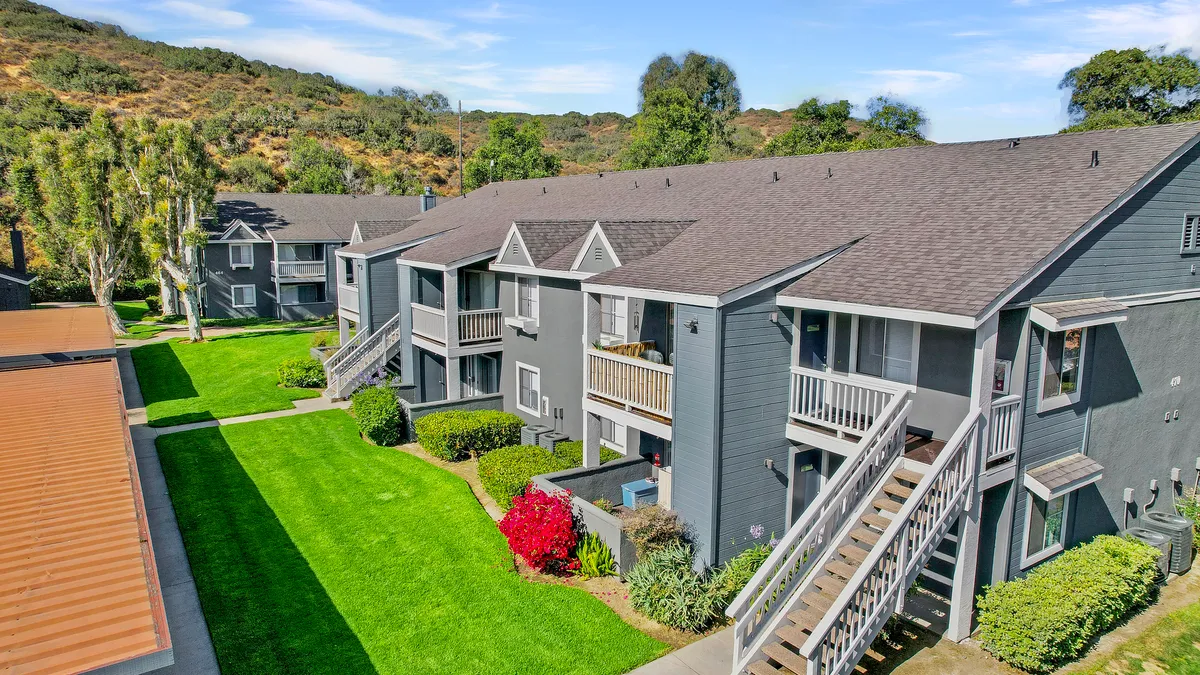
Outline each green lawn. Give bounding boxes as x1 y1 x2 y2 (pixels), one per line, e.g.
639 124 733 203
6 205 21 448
115 299 150 322
159 314 335 329
119 323 169 340
131 331 320 426
156 410 666 674
1073 600 1200 674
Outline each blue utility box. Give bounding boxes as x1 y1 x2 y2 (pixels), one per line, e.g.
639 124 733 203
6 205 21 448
621 479 659 509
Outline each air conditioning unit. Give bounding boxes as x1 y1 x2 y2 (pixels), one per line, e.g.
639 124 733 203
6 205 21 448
1124 527 1171 580
520 425 552 446
539 431 569 452
1141 511 1195 574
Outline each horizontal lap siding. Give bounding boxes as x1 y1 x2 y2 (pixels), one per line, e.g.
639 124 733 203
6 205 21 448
203 241 275 318
672 304 719 566
369 256 401 332
715 292 794 564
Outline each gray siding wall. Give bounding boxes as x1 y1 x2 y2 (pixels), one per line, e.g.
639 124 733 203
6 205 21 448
203 241 275 318
714 290 795 564
368 254 400 331
0 278 30 310
275 243 340 321
499 273 585 438
671 303 720 567
576 236 617 274
912 325 974 440
1013 143 1200 304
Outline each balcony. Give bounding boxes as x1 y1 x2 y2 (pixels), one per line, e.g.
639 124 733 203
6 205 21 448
338 284 359 312
458 308 503 344
586 343 673 421
786 367 900 454
987 394 1022 465
412 303 447 343
272 260 326 279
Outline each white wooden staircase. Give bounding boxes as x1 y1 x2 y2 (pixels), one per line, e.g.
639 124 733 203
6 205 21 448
323 313 404 399
727 398 984 675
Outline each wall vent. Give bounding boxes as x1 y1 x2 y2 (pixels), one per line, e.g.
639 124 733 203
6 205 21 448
1183 215 1200 254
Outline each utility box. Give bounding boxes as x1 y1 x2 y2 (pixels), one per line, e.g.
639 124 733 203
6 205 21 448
1141 511 1194 574
521 425 552 447
621 479 659 509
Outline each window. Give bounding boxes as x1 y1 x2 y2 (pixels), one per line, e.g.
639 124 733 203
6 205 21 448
855 317 916 384
516 276 539 321
279 243 319 261
229 244 253 269
516 363 541 416
1023 492 1068 566
1183 215 1199 254
280 284 325 305
600 295 626 340
231 284 256 308
600 417 625 452
1040 327 1085 410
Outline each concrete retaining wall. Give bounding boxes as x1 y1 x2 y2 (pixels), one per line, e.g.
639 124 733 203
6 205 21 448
397 392 505 442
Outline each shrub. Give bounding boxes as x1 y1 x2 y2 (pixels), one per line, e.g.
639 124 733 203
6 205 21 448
144 296 161 315
1175 489 1200 549
350 385 403 446
413 410 522 461
977 535 1161 673
276 357 326 388
310 330 339 348
414 128 454 156
626 542 716 632
551 440 622 468
622 504 688 557
593 498 615 514
707 544 772 611
498 486 578 574
576 532 616 579
28 50 141 95
478 445 567 510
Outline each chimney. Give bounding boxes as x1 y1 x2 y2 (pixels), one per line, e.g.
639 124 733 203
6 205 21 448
9 226 25 274
420 186 436 212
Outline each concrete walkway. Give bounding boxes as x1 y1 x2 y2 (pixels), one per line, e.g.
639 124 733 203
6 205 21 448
629 627 733 675
149 396 351 435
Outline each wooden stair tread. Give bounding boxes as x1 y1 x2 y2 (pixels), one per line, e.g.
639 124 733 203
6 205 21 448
850 527 881 546
825 560 859 579
748 660 784 675
763 642 808 673
839 544 869 563
801 590 835 612
775 622 809 649
883 482 914 499
786 607 824 634
861 512 892 530
873 497 902 513
813 574 847 596
893 468 924 484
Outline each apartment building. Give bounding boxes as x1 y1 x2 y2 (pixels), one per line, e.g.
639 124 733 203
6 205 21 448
325 123 1200 675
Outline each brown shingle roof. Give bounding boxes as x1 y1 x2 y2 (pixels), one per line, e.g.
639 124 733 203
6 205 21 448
393 123 1200 314
1034 297 1128 321
355 219 417 243
0 360 171 674
514 220 594 266
0 308 115 364
214 193 428 242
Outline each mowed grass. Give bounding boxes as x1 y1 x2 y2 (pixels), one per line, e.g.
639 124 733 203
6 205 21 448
115 299 150 322
156 410 666 675
119 323 168 340
1073 600 1200 674
131 330 320 426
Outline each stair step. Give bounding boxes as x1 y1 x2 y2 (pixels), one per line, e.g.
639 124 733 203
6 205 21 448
873 497 902 513
850 527 881 546
883 482 914 499
839 544 869 564
825 560 859 579
861 512 892 530
813 574 847 597
801 590 835 612
893 468 924 484
786 607 824 634
748 660 783 675
763 642 808 674
775 622 809 649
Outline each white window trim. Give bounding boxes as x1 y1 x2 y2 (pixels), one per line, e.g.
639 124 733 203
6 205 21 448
515 361 541 417
846 314 921 392
279 283 325 306
231 284 256 308
1020 489 1070 569
1037 326 1087 413
515 275 539 323
229 243 254 269
599 294 627 344
1182 214 1199 254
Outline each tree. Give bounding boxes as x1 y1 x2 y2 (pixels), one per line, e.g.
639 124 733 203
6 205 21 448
620 88 713 169
640 52 740 143
12 110 141 334
852 96 932 150
284 137 351 193
125 118 218 341
462 117 561 190
1060 48 1200 131
763 98 854 156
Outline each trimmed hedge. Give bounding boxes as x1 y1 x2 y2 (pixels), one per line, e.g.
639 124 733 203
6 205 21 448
276 357 326 388
31 277 158 303
977 535 1160 673
413 410 522 461
351 385 403 446
145 296 162 315
552 440 623 468
478 445 567 510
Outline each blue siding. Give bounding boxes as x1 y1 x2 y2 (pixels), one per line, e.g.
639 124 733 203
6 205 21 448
671 303 720 567
368 254 401 331
714 290 794 563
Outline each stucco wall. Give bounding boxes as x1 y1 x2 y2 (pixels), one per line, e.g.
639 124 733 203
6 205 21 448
912 325 974 440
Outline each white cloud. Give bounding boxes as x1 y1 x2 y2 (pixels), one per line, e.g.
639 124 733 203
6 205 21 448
459 31 505 50
157 0 251 28
951 30 994 37
284 0 457 47
1075 0 1200 52
860 69 964 96
45 0 158 33
956 99 1063 119
518 64 620 94
1012 51 1092 77
454 3 519 22
190 32 422 88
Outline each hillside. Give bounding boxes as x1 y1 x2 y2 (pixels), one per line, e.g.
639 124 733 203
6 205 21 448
0 0 813 196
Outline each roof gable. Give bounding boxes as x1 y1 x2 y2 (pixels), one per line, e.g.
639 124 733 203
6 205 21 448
496 224 534 267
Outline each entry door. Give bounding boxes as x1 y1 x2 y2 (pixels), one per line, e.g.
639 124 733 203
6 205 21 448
798 310 829 370
462 354 498 397
789 449 823 526
421 351 446 402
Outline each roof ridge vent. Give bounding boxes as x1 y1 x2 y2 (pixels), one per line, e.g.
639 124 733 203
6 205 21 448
666 177 671 188
772 171 779 183
826 167 832 179
1008 138 1020 148
1090 150 1100 168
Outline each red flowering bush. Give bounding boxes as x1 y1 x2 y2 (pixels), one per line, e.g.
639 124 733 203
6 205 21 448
498 485 579 573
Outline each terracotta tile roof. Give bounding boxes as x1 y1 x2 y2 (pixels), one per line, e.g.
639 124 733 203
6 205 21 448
0 360 171 674
0 308 115 362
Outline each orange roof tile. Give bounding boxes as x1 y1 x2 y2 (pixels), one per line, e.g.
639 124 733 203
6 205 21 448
0 308 115 360
0 360 170 674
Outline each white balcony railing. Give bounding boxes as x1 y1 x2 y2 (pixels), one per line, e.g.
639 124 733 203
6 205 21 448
586 348 673 419
273 260 326 278
412 303 447 343
789 368 899 439
988 394 1022 463
458 308 503 344
338 284 359 311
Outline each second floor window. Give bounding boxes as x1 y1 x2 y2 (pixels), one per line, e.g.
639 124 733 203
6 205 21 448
343 260 355 285
1040 327 1085 409
856 317 915 384
600 295 626 340
517 276 539 321
229 244 253 269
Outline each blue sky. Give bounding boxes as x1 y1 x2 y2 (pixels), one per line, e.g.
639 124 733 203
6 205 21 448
45 0 1200 142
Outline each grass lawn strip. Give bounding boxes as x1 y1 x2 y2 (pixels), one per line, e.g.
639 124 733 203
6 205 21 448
119 323 168 340
157 410 666 675
1072 599 1200 674
131 330 320 426
115 299 149 322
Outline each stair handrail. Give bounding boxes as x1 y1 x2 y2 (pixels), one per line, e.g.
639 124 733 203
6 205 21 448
727 390 912 673
325 313 403 397
800 407 983 675
324 325 372 376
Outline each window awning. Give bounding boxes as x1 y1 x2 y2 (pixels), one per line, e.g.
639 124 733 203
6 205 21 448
1029 297 1127 332
1024 452 1104 501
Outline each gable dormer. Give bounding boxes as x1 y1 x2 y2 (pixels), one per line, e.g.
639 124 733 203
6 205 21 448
496 223 535 267
571 223 620 274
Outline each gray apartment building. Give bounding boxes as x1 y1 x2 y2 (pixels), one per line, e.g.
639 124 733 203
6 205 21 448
324 123 1200 675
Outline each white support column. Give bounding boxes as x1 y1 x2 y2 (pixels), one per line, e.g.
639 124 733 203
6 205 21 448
948 312 999 642
446 355 462 401
583 411 602 468
444 268 460 350
338 316 351 348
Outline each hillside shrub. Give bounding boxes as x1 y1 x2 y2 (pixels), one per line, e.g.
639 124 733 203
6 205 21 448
977 535 1160 673
276 357 325 388
478 445 567 510
708 544 772 610
414 128 454 156
626 542 716 632
498 486 578 573
551 440 622 468
413 409 522 461
576 532 616 579
350 385 403 446
622 504 688 557
28 50 140 95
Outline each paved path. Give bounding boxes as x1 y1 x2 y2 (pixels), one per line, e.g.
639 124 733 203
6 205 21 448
628 628 733 675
